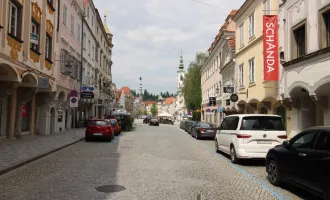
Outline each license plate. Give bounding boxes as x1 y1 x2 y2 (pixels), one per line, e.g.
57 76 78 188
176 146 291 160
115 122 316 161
93 133 102 136
207 130 214 132
257 140 272 144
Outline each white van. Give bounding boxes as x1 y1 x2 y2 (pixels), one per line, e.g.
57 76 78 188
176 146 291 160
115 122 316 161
215 114 287 163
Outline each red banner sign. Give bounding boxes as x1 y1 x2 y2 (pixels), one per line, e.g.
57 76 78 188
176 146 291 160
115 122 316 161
263 15 279 81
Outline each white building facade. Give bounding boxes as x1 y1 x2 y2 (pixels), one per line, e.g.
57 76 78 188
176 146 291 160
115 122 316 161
280 0 330 136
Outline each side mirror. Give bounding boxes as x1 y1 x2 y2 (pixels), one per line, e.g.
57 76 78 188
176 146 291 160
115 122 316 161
283 140 290 148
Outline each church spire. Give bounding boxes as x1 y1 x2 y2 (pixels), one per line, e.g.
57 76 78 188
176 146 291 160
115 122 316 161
179 50 184 70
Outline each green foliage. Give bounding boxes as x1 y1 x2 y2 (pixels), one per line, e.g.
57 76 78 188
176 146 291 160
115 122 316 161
143 109 148 115
138 109 142 116
121 115 134 131
192 111 201 121
131 89 175 100
150 104 158 117
183 52 208 111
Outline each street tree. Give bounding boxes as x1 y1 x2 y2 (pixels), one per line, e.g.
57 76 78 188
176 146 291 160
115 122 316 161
183 52 208 111
150 104 158 118
143 110 148 116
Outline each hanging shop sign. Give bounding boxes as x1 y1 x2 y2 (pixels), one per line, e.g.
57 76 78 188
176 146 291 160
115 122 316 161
30 33 39 45
209 97 216 106
223 86 234 94
81 91 94 99
263 15 279 81
38 78 49 88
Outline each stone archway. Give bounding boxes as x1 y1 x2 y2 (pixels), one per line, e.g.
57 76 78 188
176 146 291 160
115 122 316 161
0 63 20 82
15 74 38 138
288 85 315 133
313 80 330 126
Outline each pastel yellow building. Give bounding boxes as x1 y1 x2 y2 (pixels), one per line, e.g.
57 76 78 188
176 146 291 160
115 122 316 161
232 0 286 128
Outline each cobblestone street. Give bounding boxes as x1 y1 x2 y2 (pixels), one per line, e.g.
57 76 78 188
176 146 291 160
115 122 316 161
0 121 321 200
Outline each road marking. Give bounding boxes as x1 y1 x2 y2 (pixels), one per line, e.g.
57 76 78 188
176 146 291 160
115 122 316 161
177 128 287 200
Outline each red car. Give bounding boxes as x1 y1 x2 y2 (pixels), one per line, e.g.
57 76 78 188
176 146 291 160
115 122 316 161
85 119 114 142
110 119 121 136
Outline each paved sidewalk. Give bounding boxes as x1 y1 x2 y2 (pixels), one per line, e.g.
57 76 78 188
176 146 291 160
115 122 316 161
0 128 85 175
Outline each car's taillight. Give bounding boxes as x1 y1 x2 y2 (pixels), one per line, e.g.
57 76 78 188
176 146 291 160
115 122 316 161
200 128 206 132
278 135 287 139
236 134 251 138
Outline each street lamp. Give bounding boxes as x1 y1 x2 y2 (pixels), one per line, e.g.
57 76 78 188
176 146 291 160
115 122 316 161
215 83 220 96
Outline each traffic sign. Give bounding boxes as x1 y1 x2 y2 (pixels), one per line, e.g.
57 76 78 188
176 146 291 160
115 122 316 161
70 97 78 107
71 90 78 97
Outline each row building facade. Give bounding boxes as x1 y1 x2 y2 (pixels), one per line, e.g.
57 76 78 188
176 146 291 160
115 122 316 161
0 0 114 138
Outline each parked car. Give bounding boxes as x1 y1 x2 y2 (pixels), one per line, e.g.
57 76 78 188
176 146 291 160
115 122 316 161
85 120 115 142
109 119 121 136
191 122 217 139
215 114 287 163
143 116 152 124
180 121 185 129
149 119 159 126
183 120 193 132
187 121 199 134
266 126 330 200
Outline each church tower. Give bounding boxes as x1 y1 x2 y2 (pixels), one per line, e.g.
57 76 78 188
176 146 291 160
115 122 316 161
139 76 143 101
177 51 185 92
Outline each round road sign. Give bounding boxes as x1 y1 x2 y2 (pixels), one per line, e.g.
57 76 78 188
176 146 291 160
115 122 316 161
71 90 78 97
71 97 77 103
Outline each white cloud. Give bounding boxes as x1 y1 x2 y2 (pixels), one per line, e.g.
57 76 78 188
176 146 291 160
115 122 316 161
125 26 199 43
94 0 245 93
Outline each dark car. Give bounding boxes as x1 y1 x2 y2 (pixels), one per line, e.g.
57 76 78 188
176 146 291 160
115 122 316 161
149 119 159 126
143 116 152 124
191 122 217 139
180 121 185 129
183 120 193 132
187 121 199 134
85 120 115 142
266 126 330 200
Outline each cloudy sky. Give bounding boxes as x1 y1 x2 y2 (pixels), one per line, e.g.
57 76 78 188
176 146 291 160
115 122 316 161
93 0 245 94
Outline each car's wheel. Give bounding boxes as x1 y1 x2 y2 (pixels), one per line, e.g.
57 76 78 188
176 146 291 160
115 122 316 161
215 139 220 153
85 137 90 142
230 145 239 164
195 133 199 140
267 159 281 186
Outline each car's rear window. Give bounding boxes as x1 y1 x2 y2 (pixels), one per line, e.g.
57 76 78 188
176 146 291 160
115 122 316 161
240 116 285 131
110 120 117 125
90 121 109 126
200 123 215 128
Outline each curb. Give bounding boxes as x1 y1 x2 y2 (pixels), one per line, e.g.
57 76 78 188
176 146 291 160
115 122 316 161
0 137 85 176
